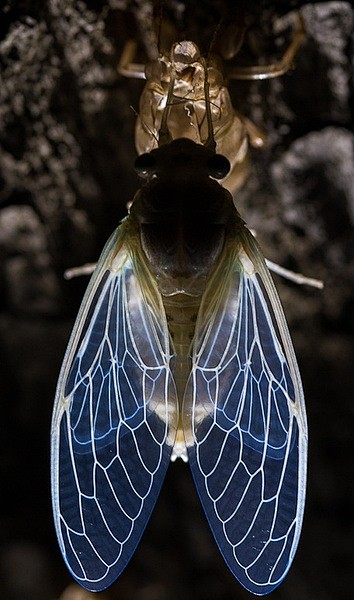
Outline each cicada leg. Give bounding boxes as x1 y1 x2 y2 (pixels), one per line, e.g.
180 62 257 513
238 113 267 149
117 39 146 79
227 13 305 81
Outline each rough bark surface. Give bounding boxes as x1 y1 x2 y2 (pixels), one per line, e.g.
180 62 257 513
0 1 353 599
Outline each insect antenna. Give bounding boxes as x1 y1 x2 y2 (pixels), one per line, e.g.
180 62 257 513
156 0 164 56
201 57 216 152
206 17 224 64
198 22 227 153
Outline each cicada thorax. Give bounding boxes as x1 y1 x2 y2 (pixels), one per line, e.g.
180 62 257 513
135 40 249 193
131 138 237 296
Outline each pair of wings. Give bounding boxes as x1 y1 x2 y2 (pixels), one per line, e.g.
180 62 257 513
51 219 307 595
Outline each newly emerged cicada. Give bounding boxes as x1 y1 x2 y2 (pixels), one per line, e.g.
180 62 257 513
51 16 308 596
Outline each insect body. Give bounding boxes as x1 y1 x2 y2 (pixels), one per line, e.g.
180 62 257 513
135 40 252 193
51 33 307 596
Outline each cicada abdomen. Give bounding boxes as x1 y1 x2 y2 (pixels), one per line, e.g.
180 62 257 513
52 15 307 596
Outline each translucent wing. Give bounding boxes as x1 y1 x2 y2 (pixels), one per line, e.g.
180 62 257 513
183 228 307 595
51 224 178 591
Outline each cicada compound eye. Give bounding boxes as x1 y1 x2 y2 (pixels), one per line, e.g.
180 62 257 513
207 154 230 179
135 153 157 179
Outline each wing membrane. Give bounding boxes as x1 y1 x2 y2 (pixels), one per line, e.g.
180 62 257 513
184 228 307 595
51 225 178 591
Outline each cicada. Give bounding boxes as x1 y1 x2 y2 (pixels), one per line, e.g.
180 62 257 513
51 23 307 597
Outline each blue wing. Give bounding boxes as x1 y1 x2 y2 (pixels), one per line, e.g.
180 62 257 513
183 228 307 595
51 223 178 591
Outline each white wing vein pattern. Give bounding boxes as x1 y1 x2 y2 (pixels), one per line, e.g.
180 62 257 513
184 233 307 596
51 228 177 592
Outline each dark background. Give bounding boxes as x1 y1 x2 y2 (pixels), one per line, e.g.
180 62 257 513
0 1 353 599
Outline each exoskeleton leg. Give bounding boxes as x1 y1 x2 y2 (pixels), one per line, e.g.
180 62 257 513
227 13 305 81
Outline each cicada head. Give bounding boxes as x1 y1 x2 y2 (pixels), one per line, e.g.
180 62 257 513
135 138 230 184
